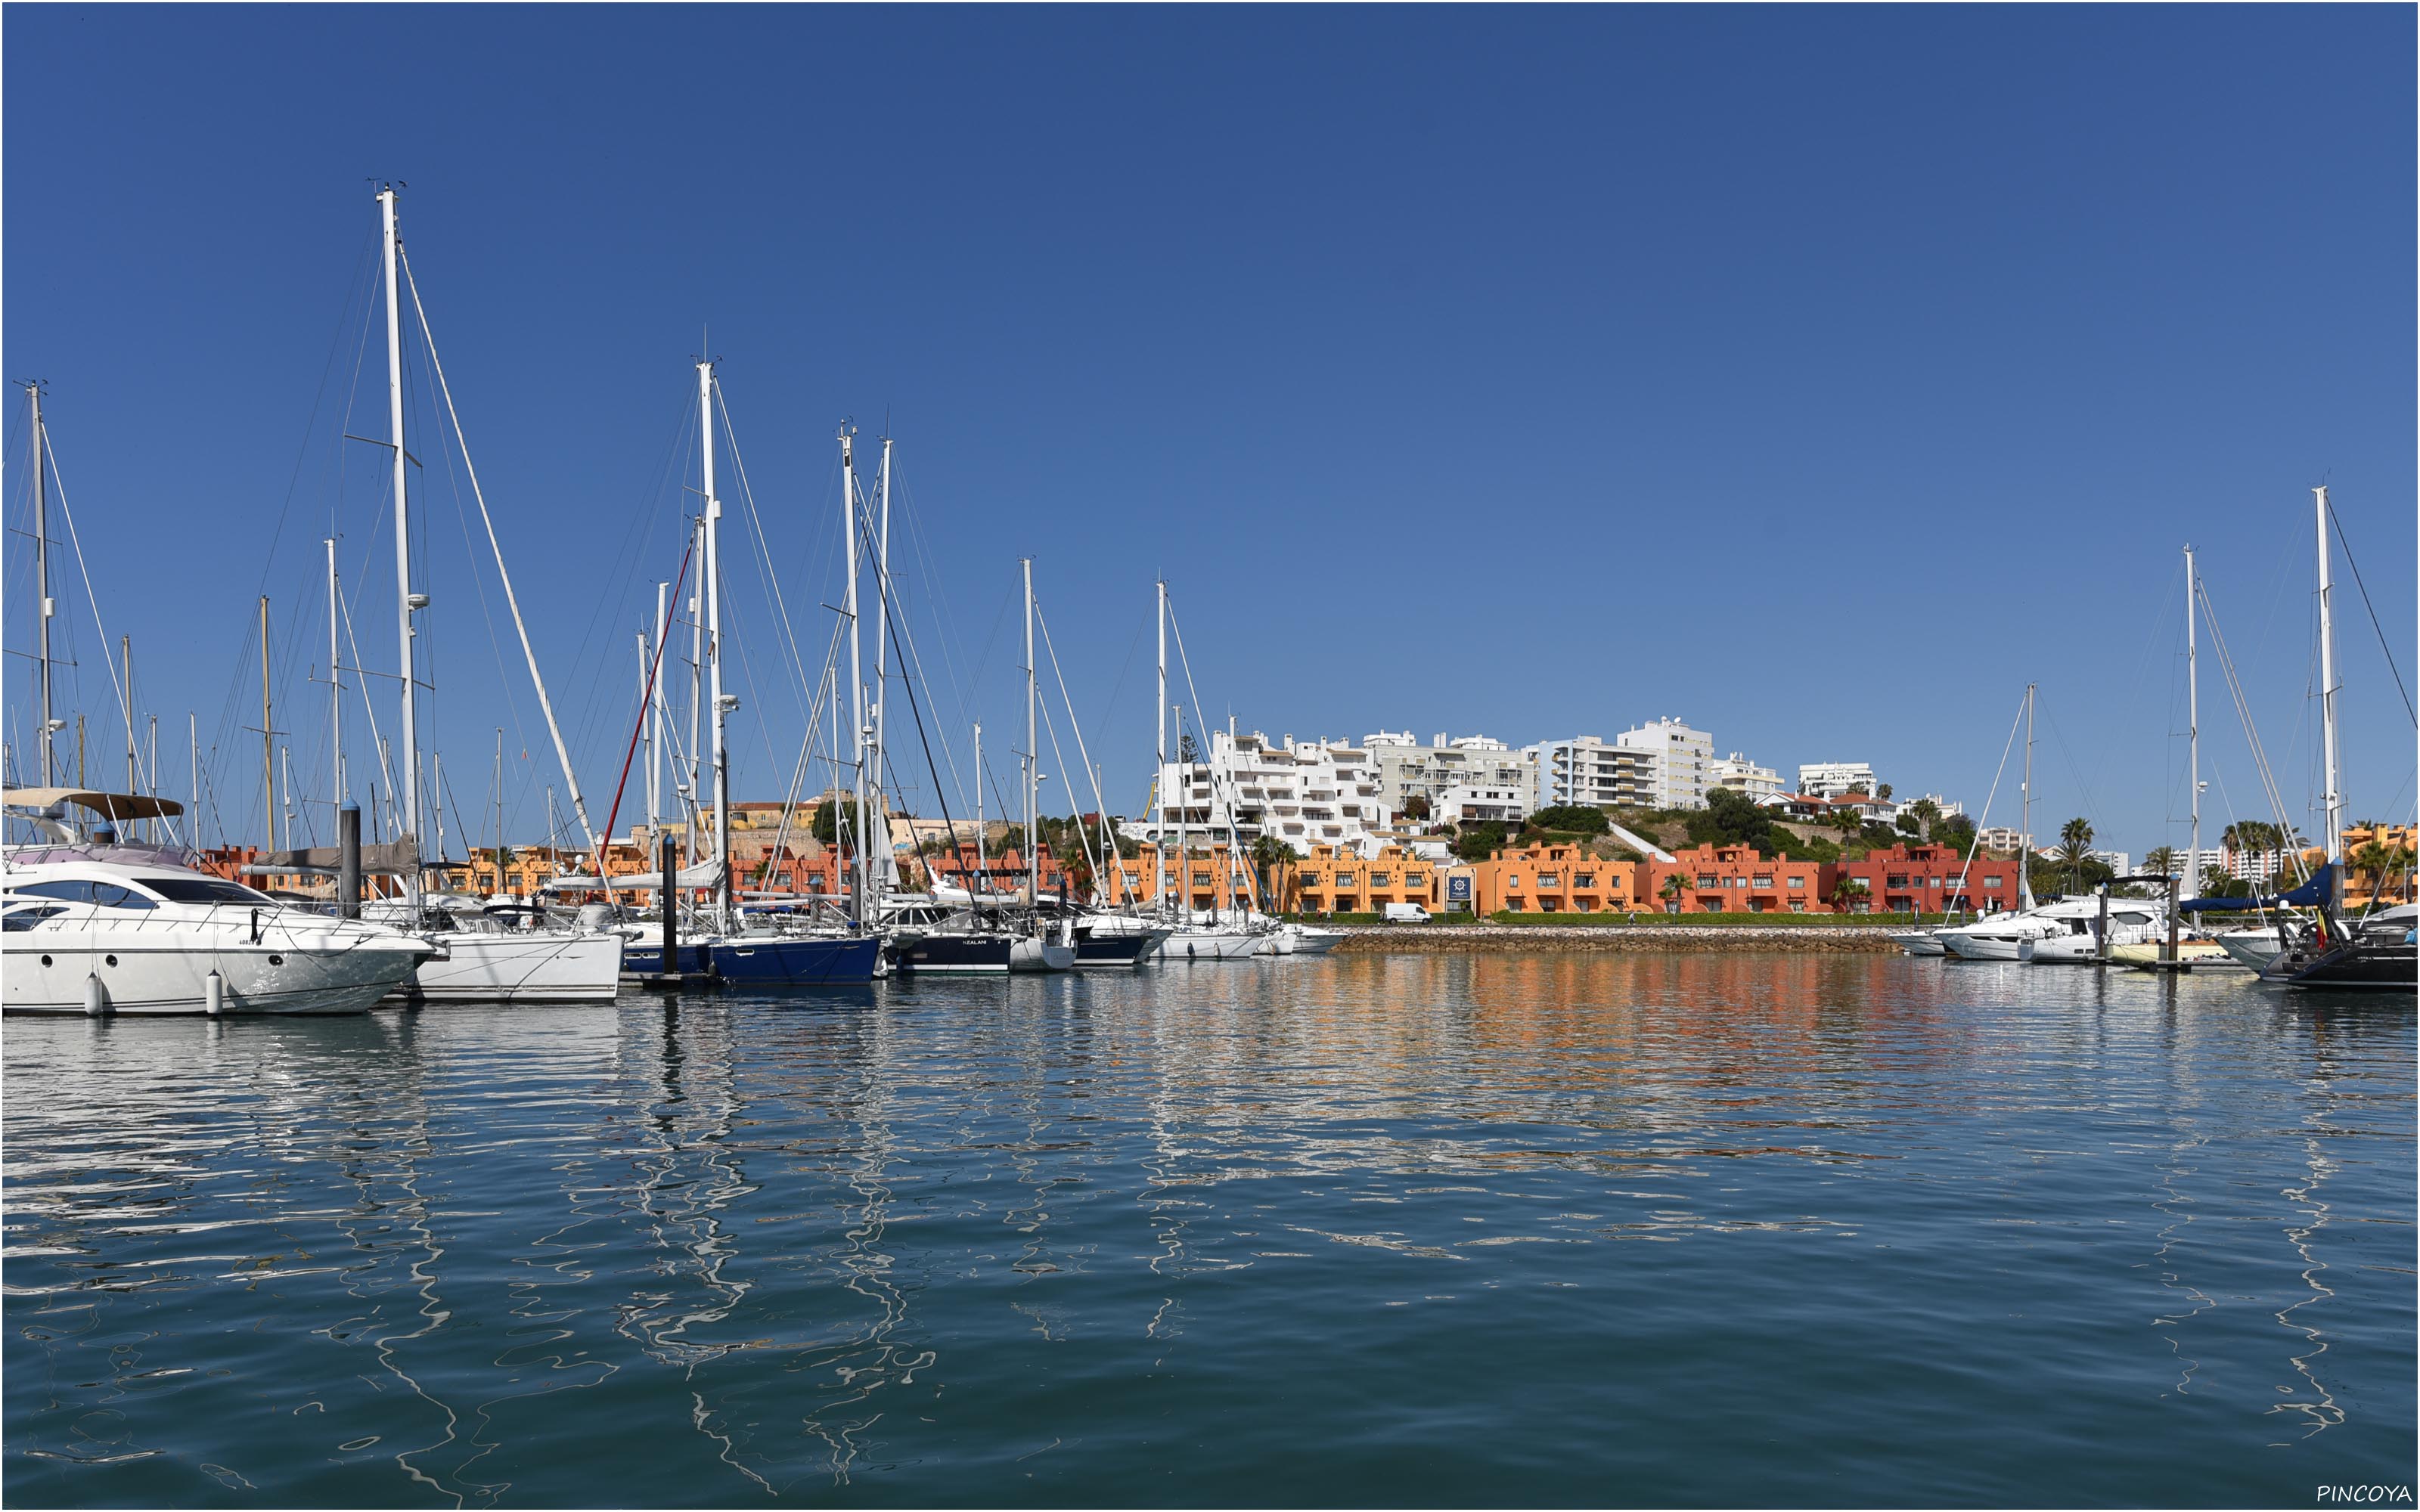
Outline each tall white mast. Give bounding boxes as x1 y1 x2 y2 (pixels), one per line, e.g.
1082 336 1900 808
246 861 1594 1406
26 383 54 785
2018 682 2036 910
379 184 420 859
327 538 344 808
636 627 652 830
188 713 199 844
974 721 985 889
687 521 703 867
873 435 892 898
1156 580 1167 918
698 361 729 923
840 425 867 925
1023 556 1038 908
2314 485 2343 903
2182 544 2200 900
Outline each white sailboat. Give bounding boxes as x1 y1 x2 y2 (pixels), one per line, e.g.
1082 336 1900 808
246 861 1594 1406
360 184 620 1002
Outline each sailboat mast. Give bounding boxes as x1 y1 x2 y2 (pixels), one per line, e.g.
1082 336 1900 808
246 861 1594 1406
975 722 985 888
1156 580 1167 919
324 539 345 813
1023 557 1037 909
873 436 892 899
2185 544 2199 900
2313 485 2342 900
687 520 703 868
698 362 729 922
259 596 275 849
651 581 669 832
26 382 54 785
492 727 503 897
841 425 867 926
2018 682 2035 910
123 636 136 792
379 184 419 854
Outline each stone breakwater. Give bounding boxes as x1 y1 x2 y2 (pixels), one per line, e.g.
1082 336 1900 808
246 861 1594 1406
1333 925 1905 954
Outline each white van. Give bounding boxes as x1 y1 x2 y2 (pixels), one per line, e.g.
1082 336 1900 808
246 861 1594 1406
1382 903 1430 924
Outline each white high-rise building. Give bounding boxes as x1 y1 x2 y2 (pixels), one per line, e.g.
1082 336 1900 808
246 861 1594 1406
1616 717 1714 809
1797 761 1877 799
1712 752 1783 804
1361 732 1533 822
1525 736 1659 810
1125 730 1396 859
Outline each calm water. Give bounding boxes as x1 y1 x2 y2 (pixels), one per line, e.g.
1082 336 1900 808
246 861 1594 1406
5 953 2412 1507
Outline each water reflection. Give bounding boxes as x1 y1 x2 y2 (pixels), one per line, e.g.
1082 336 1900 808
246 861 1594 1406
5 959 2412 1507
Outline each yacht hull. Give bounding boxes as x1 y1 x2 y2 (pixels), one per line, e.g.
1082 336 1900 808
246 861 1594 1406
1158 930 1264 961
1072 933 1151 968
5 934 427 1015
399 932 624 1002
888 933 1018 974
622 935 880 984
1888 931 1946 956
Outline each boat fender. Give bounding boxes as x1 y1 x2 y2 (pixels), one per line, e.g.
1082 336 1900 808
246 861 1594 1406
84 973 110 1017
205 970 225 1017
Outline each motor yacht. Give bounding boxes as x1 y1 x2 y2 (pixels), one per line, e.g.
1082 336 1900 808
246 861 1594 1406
1939 897 2151 961
4 792 436 1016
2258 903 2417 990
1888 929 1947 957
2018 904 2164 964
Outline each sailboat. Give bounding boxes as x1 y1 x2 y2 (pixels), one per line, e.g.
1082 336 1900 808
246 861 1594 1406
340 185 622 1002
615 368 880 985
2253 488 2415 990
1144 581 1264 962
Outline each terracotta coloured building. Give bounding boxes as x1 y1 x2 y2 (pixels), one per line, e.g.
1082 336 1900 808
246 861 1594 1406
1287 844 1441 916
1643 844 1829 913
1467 845 1644 915
1831 844 2021 915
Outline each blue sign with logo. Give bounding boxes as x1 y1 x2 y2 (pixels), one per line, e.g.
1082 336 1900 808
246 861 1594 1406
1447 875 1472 901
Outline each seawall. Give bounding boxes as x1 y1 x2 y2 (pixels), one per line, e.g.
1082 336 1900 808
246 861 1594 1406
1331 925 1905 954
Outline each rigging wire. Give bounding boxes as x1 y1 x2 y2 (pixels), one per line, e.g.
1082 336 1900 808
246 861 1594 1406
2325 498 2415 725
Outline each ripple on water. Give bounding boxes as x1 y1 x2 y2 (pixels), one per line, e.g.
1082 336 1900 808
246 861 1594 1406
4 956 2413 1506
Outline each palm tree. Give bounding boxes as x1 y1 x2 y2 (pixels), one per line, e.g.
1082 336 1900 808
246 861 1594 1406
1658 872 1686 915
1908 797 1941 844
1876 783 1894 801
1248 834 1297 913
1828 875 1867 914
2057 817 2095 894
2144 845 2178 878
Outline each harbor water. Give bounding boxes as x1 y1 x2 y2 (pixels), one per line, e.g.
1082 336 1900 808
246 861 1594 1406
5 953 2412 1506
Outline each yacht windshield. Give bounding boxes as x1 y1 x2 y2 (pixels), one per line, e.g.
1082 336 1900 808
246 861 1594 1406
138 876 275 906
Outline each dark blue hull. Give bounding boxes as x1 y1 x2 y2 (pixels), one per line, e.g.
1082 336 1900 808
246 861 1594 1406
622 935 880 984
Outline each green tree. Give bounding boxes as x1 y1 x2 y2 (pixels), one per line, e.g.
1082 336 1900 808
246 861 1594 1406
1686 789 1777 853
2144 845 2179 878
1528 804 1611 836
1658 872 1686 914
1249 834 1298 910
2057 816 2096 894
1401 794 1432 823
1452 820 1509 863
1829 874 1868 913
1907 797 1941 843
1876 783 1894 801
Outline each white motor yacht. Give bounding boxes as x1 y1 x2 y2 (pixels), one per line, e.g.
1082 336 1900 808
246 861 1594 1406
1888 929 1947 956
2018 904 2164 964
1939 897 2143 961
4 849 436 1016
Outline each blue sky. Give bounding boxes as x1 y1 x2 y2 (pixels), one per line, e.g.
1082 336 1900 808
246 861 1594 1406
6 5 2412 859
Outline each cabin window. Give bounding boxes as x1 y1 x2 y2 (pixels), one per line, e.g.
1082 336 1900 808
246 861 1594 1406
14 880 155 909
141 876 274 906
2 905 68 931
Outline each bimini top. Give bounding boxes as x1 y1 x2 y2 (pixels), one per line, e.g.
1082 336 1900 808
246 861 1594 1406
2 787 185 821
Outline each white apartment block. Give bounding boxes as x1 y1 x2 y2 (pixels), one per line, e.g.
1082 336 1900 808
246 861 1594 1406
1525 736 1658 810
1797 761 1877 799
1362 732 1533 820
1127 730 1395 859
1437 782 1530 826
1617 717 1714 809
1712 752 1784 803
1976 826 2030 854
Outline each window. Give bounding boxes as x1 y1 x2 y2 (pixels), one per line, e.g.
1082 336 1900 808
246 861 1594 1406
1537 873 1560 888
14 880 155 909
1789 900 1806 912
139 876 273 906
1575 873 1595 888
1371 872 1392 887
2 905 68 931
1406 872 1427 887
1696 875 1717 888
1787 877 1805 889
1753 876 1773 889
1984 877 2004 888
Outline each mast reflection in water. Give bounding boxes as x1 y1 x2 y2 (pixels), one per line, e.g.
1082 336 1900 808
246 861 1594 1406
5 956 2412 1506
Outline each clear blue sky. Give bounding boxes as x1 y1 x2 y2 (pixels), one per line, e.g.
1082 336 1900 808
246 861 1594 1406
6 5 2412 859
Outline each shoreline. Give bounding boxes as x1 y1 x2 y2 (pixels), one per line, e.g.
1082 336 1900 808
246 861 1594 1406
1330 924 1907 954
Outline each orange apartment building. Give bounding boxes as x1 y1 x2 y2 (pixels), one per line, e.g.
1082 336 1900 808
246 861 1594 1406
1832 844 2021 914
1285 844 1441 915
1643 844 1829 913
1094 841 1264 912
1467 845 1645 914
